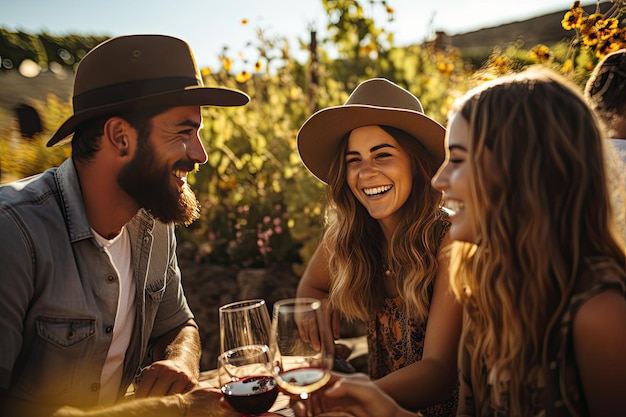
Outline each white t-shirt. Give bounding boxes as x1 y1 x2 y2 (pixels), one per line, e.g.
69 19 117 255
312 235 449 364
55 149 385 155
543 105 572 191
610 138 626 165
92 226 136 405
608 139 626 244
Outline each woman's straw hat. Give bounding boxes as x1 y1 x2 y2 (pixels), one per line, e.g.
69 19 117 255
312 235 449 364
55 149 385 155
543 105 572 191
297 78 445 183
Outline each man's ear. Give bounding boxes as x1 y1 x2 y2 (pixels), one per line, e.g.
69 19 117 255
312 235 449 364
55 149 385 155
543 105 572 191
103 117 131 157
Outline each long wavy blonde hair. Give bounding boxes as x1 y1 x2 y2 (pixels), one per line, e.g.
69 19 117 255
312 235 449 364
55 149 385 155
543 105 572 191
449 68 626 416
321 125 447 322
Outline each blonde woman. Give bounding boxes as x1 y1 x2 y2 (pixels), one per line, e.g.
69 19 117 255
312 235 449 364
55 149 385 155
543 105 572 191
296 78 461 415
320 68 626 416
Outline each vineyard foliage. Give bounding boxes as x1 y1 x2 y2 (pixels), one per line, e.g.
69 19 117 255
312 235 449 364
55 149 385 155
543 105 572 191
1 0 624 272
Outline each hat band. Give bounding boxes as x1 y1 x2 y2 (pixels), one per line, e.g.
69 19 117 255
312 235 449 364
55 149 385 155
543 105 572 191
72 76 200 112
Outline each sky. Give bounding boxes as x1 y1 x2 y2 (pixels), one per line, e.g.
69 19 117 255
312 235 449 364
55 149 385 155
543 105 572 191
1 0 578 70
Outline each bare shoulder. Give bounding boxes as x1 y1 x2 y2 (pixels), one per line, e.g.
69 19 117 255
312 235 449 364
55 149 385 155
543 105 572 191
573 289 626 412
575 289 626 328
573 289 626 350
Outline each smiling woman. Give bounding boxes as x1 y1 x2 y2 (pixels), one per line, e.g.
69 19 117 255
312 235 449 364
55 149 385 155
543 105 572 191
430 114 478 244
295 78 462 416
432 67 626 416
344 125 414 232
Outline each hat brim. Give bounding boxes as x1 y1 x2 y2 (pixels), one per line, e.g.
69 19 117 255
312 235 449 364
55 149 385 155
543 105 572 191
47 86 250 147
297 104 446 184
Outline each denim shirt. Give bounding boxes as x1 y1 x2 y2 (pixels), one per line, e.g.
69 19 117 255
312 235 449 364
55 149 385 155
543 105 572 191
0 157 194 407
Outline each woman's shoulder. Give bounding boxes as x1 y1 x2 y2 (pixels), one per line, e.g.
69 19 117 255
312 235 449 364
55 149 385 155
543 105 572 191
543 256 625 414
571 256 625 319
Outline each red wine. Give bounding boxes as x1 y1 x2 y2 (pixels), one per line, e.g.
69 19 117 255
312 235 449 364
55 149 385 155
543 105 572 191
276 367 331 395
221 375 278 415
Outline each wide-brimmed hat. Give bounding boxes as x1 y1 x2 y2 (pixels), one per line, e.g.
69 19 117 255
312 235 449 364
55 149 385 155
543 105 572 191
297 78 445 183
47 34 250 147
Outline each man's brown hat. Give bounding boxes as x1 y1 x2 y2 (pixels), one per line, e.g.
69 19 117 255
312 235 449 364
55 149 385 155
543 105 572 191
297 78 445 184
47 34 249 147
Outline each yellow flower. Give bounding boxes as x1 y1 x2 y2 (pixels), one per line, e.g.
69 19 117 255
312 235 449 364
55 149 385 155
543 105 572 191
597 18 619 41
595 39 622 58
530 44 552 63
582 28 600 47
220 56 232 71
235 71 252 83
385 6 394 14
490 55 512 74
289 86 302 100
201 67 212 77
561 0 625 68
562 10 583 30
359 43 377 57
436 62 454 75
254 61 263 72
561 59 573 73
581 13 604 34
241 19 248 25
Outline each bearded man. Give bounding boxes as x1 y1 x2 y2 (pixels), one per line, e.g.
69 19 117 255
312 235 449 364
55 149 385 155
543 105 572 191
0 34 249 416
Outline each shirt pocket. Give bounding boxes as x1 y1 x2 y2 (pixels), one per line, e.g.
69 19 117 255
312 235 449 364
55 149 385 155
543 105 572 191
36 316 95 348
12 317 96 403
146 277 166 303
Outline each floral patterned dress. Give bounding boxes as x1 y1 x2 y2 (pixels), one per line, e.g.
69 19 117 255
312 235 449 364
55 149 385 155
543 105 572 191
367 295 459 417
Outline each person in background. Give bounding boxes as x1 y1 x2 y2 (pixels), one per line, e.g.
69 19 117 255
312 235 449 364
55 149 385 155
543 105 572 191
585 48 626 162
296 78 461 416
319 67 626 417
584 48 626 242
0 34 249 417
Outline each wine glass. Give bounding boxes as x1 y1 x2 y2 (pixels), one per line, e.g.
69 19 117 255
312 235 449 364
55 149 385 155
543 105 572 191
270 298 334 405
218 299 277 415
218 344 279 416
219 298 272 353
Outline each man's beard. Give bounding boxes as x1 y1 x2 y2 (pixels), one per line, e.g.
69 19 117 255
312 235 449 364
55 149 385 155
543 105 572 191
118 142 201 226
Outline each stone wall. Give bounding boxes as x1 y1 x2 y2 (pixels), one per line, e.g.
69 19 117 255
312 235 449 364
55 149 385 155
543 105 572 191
179 256 301 370
178 253 367 371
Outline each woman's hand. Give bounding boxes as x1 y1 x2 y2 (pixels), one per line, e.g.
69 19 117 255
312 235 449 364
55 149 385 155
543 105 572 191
289 373 413 417
322 374 415 417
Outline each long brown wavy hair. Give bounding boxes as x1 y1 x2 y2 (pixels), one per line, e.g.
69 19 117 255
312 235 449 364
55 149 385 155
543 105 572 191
449 68 626 416
321 125 447 322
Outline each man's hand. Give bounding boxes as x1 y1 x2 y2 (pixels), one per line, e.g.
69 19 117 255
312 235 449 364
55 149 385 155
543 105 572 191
134 359 199 397
135 320 202 397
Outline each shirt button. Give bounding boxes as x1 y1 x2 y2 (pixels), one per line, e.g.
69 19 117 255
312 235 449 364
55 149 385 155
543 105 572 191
90 383 100 392
105 326 113 334
107 275 116 283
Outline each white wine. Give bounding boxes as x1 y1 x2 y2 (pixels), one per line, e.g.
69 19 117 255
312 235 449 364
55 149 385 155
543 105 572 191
275 367 331 395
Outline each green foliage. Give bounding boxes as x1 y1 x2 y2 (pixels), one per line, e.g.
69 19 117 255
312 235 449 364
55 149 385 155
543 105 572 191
0 95 70 183
2 0 609 270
